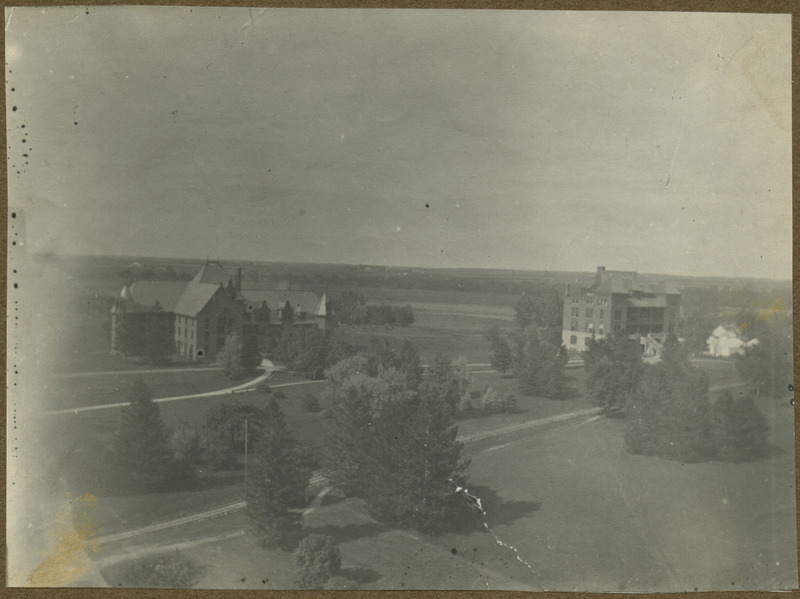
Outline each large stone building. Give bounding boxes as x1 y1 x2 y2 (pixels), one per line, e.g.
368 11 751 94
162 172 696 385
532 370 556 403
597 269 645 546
111 260 328 361
561 266 680 353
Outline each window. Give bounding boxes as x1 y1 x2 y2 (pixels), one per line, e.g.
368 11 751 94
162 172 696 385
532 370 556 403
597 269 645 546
599 324 605 334
571 306 579 317
570 335 577 345
586 322 593 332
584 337 591 346
571 319 578 331
586 308 593 319
599 309 604 320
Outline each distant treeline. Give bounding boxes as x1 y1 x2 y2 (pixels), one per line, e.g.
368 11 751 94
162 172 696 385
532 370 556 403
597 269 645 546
330 292 415 327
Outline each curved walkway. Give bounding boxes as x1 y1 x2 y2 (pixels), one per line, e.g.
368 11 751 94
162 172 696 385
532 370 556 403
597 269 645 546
44 363 277 417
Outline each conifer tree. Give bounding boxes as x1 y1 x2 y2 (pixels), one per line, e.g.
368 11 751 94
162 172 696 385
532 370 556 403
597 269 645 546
114 379 185 493
246 398 312 549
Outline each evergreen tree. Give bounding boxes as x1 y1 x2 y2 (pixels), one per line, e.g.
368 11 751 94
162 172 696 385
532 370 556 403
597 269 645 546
584 336 643 412
217 332 245 378
114 379 188 493
282 300 295 324
624 337 712 461
708 392 770 462
246 398 312 549
241 330 262 373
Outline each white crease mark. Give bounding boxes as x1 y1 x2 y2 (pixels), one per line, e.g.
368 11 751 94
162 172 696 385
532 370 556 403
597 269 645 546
5 7 14 33
449 479 544 590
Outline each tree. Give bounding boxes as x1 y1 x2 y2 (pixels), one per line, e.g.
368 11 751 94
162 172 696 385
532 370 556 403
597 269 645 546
114 379 190 493
217 332 245 378
513 333 568 399
735 311 793 398
324 356 469 532
202 402 268 470
398 340 423 391
480 385 501 412
514 293 538 329
246 398 312 549
241 330 262 373
584 336 643 412
708 392 770 462
293 535 341 588
486 326 513 375
396 304 416 327
282 300 295 324
624 337 712 462
421 355 472 413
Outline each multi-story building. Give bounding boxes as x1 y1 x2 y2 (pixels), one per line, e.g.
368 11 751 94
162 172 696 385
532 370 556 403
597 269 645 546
111 260 328 361
562 266 680 353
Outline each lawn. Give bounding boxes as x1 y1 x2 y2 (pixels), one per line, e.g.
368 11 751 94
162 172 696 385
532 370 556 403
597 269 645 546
91 389 796 591
46 369 245 412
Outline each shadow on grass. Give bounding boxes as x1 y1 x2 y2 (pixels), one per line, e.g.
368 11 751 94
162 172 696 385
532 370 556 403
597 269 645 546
439 485 542 534
339 566 382 585
468 485 542 527
306 521 385 544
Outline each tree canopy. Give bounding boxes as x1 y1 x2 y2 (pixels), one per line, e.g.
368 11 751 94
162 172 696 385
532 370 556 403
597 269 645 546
246 398 312 549
324 357 469 532
114 379 191 492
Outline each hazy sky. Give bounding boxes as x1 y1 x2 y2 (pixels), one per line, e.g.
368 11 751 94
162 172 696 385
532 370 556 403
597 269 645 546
6 8 792 279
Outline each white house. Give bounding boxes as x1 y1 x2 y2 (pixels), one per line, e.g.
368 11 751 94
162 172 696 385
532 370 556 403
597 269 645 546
706 325 758 358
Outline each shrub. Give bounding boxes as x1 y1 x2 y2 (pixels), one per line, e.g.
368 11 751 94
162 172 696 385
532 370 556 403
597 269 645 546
170 427 204 466
302 394 321 412
104 549 203 588
293 534 341 588
480 386 502 412
501 391 518 412
319 408 333 419
274 391 287 399
256 382 272 394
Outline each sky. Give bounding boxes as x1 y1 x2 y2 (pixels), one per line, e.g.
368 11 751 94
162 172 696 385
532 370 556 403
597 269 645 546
5 8 792 279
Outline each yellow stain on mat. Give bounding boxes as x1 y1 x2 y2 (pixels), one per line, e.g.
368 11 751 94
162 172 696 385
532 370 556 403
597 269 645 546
27 493 101 587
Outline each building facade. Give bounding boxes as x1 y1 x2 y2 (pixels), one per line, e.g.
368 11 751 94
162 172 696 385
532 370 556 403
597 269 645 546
111 260 328 361
561 266 680 352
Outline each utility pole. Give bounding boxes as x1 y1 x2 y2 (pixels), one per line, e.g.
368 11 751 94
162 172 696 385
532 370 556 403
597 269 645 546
244 417 249 482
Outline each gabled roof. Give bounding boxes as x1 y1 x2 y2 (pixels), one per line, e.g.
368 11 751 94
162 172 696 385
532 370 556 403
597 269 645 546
126 281 187 312
174 283 223 317
192 261 233 286
242 290 322 315
315 293 328 317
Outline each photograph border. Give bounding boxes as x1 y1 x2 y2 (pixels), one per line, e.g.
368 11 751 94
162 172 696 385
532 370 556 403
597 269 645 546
2 1 797 598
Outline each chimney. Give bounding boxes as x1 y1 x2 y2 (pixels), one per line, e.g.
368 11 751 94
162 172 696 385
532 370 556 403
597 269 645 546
597 266 606 273
236 268 242 293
